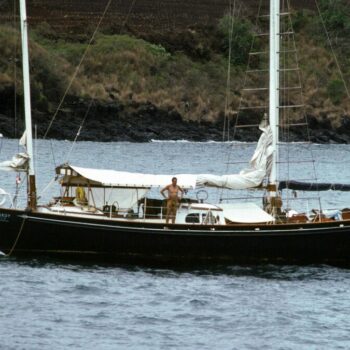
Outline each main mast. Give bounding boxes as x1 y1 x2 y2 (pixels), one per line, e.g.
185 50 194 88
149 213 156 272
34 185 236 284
269 0 280 192
19 0 37 209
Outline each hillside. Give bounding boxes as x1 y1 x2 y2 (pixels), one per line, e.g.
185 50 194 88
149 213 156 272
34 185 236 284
3 1 316 32
0 0 350 142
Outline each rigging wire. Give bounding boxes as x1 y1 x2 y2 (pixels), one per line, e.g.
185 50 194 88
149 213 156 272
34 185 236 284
314 0 350 99
36 176 58 201
223 0 237 142
282 0 292 209
218 0 264 203
62 0 137 170
120 0 137 33
35 0 113 201
65 99 94 163
12 174 25 208
38 0 138 198
225 0 264 143
13 0 18 140
219 0 324 212
44 0 137 153
43 0 113 140
62 0 137 165
284 0 323 212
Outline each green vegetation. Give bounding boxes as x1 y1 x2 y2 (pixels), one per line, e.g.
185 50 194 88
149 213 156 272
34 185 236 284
218 15 255 66
327 79 346 105
1 2 350 126
26 26 244 121
318 0 350 38
312 0 350 112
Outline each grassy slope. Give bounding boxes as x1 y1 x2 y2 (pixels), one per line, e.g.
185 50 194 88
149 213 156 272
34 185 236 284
2 24 245 123
1 3 350 130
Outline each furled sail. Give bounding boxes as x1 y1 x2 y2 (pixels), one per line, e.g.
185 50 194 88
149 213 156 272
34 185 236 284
196 121 273 189
0 153 29 172
56 121 272 191
0 131 29 172
57 121 273 191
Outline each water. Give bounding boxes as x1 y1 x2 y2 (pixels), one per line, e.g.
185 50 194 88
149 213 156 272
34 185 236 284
1 139 350 210
1 140 350 349
1 259 350 349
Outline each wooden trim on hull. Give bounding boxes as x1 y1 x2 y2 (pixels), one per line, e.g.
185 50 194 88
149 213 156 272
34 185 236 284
1 208 350 263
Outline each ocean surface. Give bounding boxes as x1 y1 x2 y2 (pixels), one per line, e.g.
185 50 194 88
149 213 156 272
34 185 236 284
1 139 350 349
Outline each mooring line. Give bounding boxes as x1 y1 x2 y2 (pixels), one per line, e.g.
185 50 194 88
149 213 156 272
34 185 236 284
6 218 26 257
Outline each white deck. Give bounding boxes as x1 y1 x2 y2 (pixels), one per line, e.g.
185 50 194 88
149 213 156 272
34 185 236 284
38 206 165 223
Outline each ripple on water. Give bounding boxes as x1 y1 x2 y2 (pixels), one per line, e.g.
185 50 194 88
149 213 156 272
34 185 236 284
1 141 350 348
0 259 350 349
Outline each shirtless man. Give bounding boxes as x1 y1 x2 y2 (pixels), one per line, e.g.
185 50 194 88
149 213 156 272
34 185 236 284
160 177 183 224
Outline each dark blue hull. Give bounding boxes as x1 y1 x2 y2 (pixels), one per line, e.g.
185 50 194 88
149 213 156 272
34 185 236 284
1 208 350 264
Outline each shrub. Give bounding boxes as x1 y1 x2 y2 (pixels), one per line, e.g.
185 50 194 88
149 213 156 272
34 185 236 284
218 15 254 66
34 22 58 41
292 9 314 32
318 0 350 38
327 79 346 104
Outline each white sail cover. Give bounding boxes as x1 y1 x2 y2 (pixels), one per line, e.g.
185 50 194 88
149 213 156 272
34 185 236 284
196 121 273 189
59 122 272 190
0 152 29 172
69 165 198 189
0 131 29 172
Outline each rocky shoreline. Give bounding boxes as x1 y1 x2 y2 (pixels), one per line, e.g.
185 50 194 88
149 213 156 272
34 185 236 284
1 93 350 143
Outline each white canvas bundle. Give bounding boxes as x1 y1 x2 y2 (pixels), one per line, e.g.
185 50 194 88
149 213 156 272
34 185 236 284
196 122 273 189
0 153 29 172
61 123 272 191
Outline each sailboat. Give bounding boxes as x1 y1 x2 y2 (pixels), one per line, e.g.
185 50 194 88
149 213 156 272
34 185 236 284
1 0 350 264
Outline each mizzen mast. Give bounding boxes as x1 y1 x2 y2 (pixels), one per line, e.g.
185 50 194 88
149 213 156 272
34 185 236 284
19 0 37 209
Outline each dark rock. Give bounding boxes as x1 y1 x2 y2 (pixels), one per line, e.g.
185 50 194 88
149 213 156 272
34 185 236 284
1 88 350 143
307 115 319 129
328 131 348 144
340 116 350 130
